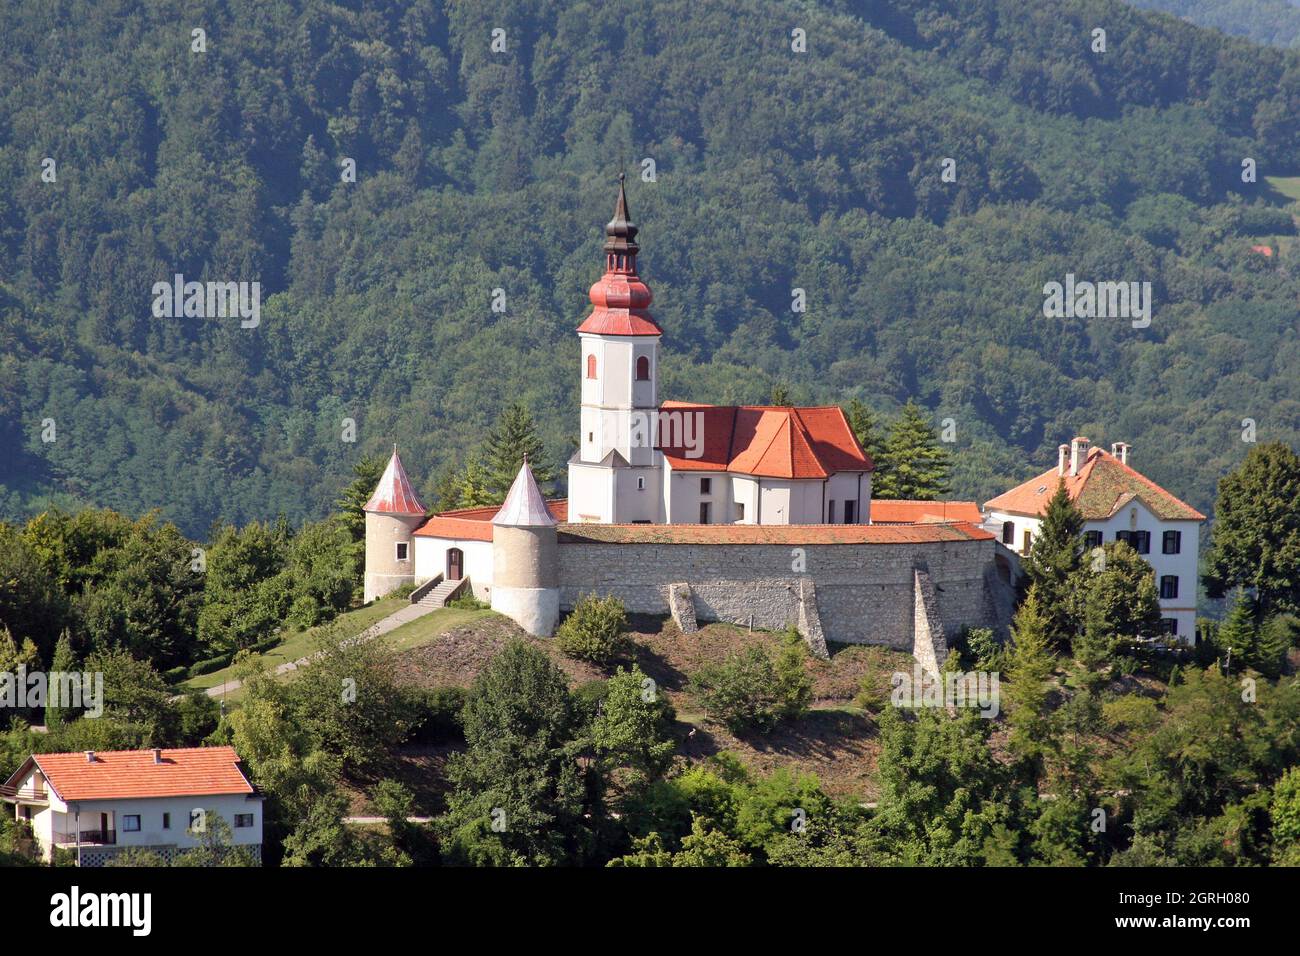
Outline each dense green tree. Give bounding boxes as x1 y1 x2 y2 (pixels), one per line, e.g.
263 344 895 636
843 399 886 469
1071 541 1162 669
43 632 76 729
874 401 952 500
197 522 290 655
484 403 554 498
1004 588 1058 776
1022 482 1085 646
1203 442 1300 617
556 594 628 663
590 665 677 789
439 641 595 866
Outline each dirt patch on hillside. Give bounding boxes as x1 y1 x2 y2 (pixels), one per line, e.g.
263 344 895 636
388 614 916 800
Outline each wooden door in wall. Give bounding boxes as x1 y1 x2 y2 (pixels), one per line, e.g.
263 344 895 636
447 548 463 581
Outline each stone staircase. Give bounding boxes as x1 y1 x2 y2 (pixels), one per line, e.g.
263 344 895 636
416 577 468 608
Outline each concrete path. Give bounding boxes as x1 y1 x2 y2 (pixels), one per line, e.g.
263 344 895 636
342 816 435 825
202 602 437 699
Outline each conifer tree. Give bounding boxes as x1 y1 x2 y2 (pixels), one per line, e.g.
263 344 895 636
484 403 553 499
1023 481 1085 646
1070 541 1161 675
455 459 498 509
1005 588 1057 777
334 454 387 543
874 400 951 500
45 631 77 728
1203 441 1300 617
843 399 885 470
770 383 793 406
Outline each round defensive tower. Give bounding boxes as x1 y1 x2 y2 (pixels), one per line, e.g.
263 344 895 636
491 460 560 636
363 447 427 604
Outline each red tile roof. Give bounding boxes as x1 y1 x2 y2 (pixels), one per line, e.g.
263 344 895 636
871 500 983 524
414 500 567 540
364 449 426 516
13 747 254 802
984 447 1205 521
558 521 993 545
658 402 873 479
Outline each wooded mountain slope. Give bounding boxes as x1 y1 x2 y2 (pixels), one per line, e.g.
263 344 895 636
3 0 1299 536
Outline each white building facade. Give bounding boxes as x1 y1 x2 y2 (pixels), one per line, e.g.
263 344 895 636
984 437 1204 640
3 746 262 866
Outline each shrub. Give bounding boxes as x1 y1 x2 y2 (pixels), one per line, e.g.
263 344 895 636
555 594 628 663
188 653 233 678
571 679 610 722
692 637 812 733
405 687 468 744
963 627 1004 671
447 592 489 610
162 665 189 685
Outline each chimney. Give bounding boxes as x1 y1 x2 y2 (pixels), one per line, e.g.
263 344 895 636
85 751 95 763
1069 436 1090 476
1111 441 1130 465
1057 444 1069 476
153 748 163 764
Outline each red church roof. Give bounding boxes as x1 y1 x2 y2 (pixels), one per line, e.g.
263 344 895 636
658 401 873 479
364 448 426 516
984 445 1204 521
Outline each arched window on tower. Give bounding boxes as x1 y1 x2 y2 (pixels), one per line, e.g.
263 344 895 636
586 354 597 379
636 356 650 381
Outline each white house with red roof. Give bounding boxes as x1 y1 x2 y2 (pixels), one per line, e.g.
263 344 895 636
984 436 1205 639
2 746 261 866
361 179 1015 660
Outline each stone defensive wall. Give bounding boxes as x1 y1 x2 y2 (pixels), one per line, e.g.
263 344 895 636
554 521 1018 660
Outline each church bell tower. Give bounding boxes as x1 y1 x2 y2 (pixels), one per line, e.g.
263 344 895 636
567 175 664 523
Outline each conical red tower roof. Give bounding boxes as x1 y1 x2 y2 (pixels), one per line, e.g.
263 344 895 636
577 174 662 337
363 447 426 515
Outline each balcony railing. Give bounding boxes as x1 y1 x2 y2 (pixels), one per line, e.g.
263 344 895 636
53 829 116 846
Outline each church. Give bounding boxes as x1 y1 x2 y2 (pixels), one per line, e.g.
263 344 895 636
362 177 1019 667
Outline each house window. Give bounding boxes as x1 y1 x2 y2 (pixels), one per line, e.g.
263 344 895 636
1163 530 1182 554
636 356 650 381
844 501 856 524
1116 530 1150 554
1022 529 1032 551
1001 521 1014 545
122 815 141 832
588 432 593 443
586 354 597 379
637 477 646 490
699 502 711 524
700 477 711 494
1160 575 1179 600
395 542 409 562
234 814 254 829
828 500 837 523
162 813 170 830
1160 618 1179 636
1084 530 1102 549
736 502 745 521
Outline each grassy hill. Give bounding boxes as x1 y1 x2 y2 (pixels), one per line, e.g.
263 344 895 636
4 0 1300 534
